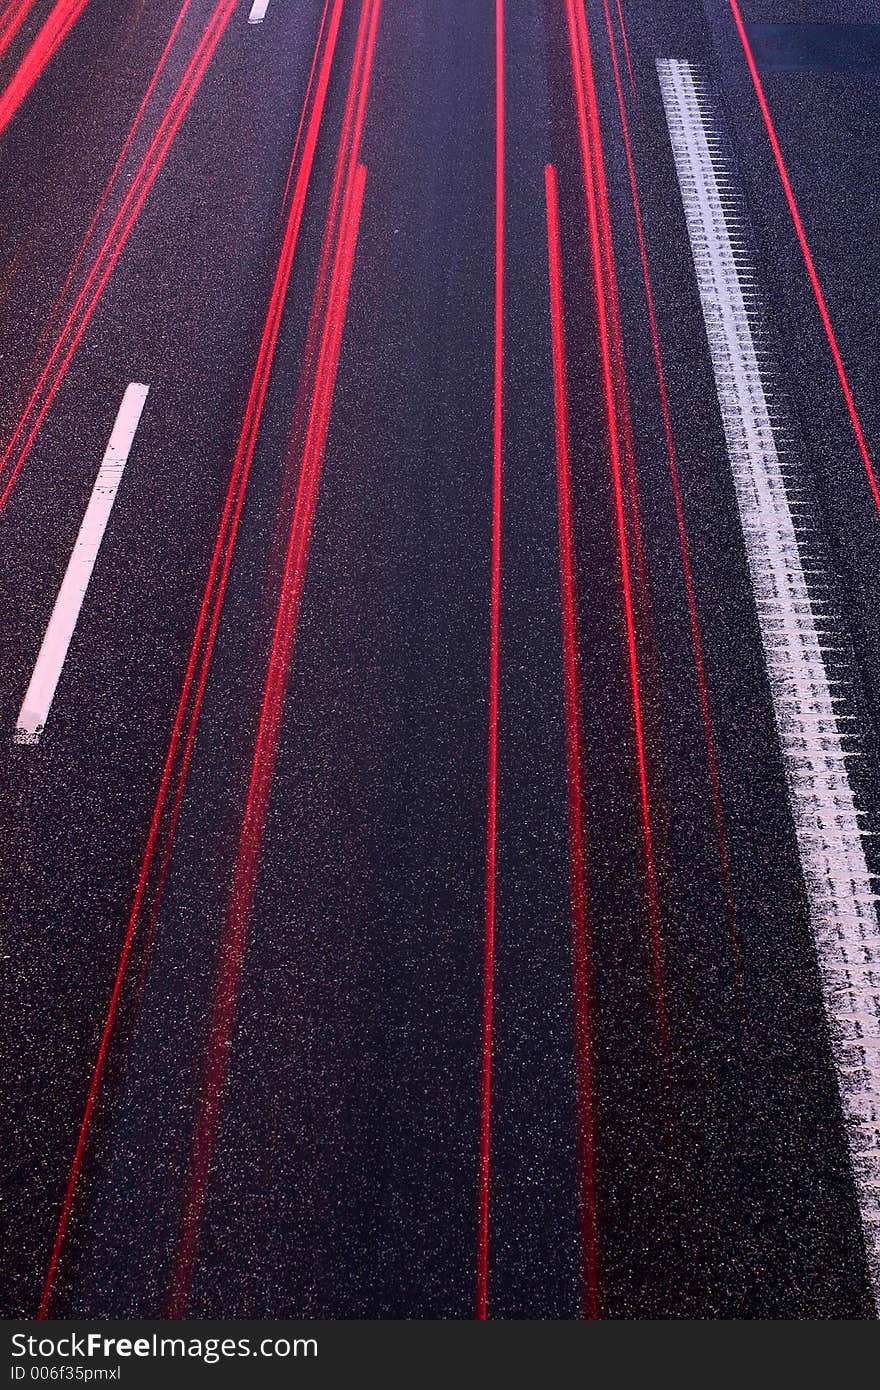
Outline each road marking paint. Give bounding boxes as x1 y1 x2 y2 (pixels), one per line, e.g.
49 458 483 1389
248 0 269 22
659 57 880 1308
14 383 148 745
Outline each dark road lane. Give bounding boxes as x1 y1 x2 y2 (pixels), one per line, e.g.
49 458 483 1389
1 0 878 1319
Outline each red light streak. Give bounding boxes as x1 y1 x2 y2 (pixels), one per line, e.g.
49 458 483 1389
613 0 636 101
600 0 738 965
169 165 366 1318
562 0 668 1052
44 0 197 335
281 0 332 210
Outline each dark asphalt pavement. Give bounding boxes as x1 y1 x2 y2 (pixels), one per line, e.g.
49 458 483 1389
1 0 879 1318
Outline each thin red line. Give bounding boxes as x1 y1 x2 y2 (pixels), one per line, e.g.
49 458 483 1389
271 0 375 542
133 0 354 1016
600 1 738 967
572 1 648 605
613 0 636 101
727 0 880 517
563 0 668 1054
545 163 600 1320
476 0 504 1323
129 0 348 960
281 0 332 209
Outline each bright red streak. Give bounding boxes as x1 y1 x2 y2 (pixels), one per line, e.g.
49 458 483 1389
166 0 380 1312
136 0 355 993
0 0 91 139
272 0 377 527
563 0 668 1053
168 158 370 1324
0 0 238 511
0 0 39 62
545 163 601 1320
281 0 332 210
727 0 880 518
600 1 738 965
36 1 346 1317
476 0 504 1325
571 1 650 643
169 166 366 1318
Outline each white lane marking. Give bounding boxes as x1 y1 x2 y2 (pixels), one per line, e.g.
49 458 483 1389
14 383 149 746
248 0 270 22
659 57 880 1309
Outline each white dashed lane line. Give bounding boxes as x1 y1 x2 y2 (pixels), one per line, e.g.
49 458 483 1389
14 382 150 746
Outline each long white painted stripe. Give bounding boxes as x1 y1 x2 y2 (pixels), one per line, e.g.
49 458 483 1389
248 0 270 22
658 57 880 1309
14 382 149 745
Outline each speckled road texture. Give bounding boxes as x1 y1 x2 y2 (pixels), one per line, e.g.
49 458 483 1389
1 0 878 1319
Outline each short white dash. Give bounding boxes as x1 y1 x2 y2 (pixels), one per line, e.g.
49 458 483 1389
14 382 149 745
248 0 270 22
659 56 880 1309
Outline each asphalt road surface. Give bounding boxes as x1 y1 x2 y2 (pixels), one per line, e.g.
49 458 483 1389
1 0 879 1320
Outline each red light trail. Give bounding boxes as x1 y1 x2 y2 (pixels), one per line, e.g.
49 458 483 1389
600 0 738 967
36 0 349 1317
476 0 504 1324
562 0 668 1053
167 0 379 1310
281 0 333 211
266 0 378 588
545 162 601 1321
169 161 367 1319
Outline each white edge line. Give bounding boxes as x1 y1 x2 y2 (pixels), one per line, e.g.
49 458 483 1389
658 57 880 1311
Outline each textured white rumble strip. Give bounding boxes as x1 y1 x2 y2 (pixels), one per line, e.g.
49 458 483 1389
658 57 880 1307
